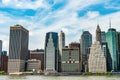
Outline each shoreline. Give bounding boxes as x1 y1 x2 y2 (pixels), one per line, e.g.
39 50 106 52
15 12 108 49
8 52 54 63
7 72 120 76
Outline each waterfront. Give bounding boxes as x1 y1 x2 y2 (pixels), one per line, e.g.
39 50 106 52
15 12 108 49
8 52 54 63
0 75 120 80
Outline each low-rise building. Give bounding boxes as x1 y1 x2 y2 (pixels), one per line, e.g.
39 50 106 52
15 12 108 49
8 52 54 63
30 49 44 71
27 59 41 73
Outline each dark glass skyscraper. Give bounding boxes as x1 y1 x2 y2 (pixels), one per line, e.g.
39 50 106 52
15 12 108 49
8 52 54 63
106 28 118 71
80 31 92 72
44 32 59 72
117 32 120 70
8 25 29 73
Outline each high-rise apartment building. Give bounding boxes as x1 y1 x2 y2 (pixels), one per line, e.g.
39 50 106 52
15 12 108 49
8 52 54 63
44 32 59 73
8 25 29 73
80 31 92 72
106 28 118 71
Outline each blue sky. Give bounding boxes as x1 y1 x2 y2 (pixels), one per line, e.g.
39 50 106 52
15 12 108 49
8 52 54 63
0 0 120 51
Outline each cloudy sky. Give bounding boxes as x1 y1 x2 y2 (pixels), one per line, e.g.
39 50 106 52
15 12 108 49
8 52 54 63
0 0 120 52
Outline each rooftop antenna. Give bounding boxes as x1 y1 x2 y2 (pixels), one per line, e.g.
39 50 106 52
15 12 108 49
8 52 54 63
109 18 111 28
97 18 99 25
82 29 84 33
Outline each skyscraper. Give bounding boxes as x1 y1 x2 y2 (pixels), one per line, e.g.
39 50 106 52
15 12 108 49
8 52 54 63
95 25 112 71
88 41 107 72
59 31 65 72
96 24 101 43
101 31 106 43
0 40 2 67
117 32 120 70
80 31 92 72
59 31 65 56
8 25 29 73
44 32 59 73
106 28 118 71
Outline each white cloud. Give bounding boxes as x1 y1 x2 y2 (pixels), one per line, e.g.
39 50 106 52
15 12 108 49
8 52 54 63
0 0 120 51
2 0 11 4
86 11 100 19
1 0 49 9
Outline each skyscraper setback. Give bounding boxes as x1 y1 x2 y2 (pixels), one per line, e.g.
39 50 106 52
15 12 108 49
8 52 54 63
8 25 29 73
44 32 59 72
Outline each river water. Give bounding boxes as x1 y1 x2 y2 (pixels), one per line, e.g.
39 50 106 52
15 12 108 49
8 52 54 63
0 75 120 80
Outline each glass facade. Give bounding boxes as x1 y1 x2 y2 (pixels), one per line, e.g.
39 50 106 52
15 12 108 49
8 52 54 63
106 28 118 71
80 31 92 72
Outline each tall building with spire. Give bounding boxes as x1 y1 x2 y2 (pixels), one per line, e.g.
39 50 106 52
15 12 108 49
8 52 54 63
44 32 59 73
8 25 29 73
96 24 101 43
59 31 65 56
106 28 118 71
117 32 120 70
80 31 92 72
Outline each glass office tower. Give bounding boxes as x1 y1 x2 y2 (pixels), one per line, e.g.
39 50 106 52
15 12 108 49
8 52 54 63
106 28 118 71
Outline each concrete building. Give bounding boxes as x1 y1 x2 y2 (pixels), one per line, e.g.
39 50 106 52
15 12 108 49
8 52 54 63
88 41 107 73
80 31 92 72
59 31 65 56
30 49 44 71
59 31 65 72
27 59 41 73
1 51 8 73
61 42 82 72
8 25 29 73
44 32 59 72
106 28 118 71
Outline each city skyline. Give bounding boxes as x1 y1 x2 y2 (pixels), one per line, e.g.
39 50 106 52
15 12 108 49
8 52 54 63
0 0 120 51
